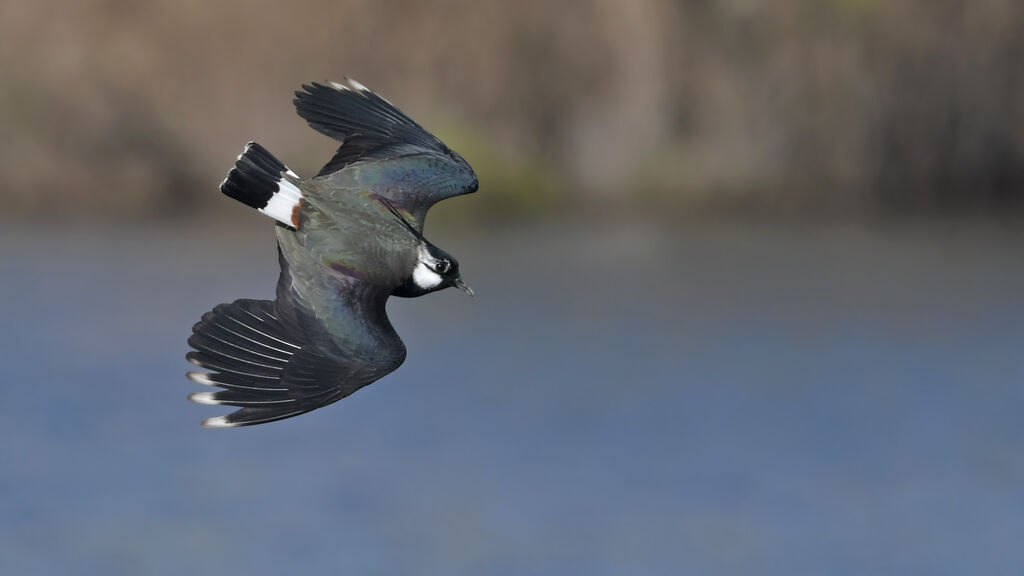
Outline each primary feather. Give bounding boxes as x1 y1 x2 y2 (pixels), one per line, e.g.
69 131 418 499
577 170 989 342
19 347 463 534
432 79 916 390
296 79 478 230
295 80 449 174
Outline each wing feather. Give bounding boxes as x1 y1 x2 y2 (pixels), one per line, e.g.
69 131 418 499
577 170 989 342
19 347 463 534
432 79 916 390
185 244 406 428
294 79 478 230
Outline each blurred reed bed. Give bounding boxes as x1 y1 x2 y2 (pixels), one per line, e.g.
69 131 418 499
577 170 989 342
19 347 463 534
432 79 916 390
0 0 1020 220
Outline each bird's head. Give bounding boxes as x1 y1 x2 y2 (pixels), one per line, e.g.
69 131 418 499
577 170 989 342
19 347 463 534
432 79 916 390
393 242 473 298
378 197 473 298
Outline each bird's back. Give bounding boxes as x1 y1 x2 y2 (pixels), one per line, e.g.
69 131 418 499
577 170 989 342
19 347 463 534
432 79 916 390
286 180 419 291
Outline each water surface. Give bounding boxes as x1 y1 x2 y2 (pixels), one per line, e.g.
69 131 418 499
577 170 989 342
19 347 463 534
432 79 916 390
0 219 1021 575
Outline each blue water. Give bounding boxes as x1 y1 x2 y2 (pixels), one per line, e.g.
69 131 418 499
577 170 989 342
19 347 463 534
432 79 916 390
0 219 1022 575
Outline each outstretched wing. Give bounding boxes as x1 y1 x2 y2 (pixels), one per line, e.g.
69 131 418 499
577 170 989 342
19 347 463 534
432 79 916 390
185 245 406 428
294 79 478 230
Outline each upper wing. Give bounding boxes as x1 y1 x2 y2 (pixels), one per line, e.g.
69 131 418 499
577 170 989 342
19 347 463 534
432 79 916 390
294 80 478 230
185 243 406 428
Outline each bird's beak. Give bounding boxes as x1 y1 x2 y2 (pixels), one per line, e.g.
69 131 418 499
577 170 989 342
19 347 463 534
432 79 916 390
453 278 475 297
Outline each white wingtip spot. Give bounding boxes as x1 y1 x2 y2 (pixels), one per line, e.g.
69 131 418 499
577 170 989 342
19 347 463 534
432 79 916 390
348 79 369 93
329 81 351 92
186 371 216 386
201 415 235 429
189 392 221 406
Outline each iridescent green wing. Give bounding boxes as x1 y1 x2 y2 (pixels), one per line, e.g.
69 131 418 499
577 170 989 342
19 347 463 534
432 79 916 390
294 80 478 231
287 190 416 289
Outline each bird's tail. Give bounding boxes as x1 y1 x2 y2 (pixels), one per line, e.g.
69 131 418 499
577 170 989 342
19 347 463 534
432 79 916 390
185 299 309 428
220 142 304 229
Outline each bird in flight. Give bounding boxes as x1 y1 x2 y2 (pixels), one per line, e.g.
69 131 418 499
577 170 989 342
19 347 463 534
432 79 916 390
185 79 478 428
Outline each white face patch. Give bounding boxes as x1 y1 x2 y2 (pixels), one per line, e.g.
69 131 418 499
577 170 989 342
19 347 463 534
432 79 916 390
411 244 444 290
412 261 443 290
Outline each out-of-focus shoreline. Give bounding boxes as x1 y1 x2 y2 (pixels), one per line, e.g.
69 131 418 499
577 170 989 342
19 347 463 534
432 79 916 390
2 0 1021 220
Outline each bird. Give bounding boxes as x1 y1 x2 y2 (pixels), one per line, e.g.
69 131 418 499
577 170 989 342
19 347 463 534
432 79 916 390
185 79 478 428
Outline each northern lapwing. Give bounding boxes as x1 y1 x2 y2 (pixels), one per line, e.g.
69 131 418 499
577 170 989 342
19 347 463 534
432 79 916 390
186 80 478 428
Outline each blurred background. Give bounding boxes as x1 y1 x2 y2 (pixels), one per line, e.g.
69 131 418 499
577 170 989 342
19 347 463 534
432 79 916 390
1 0 1022 574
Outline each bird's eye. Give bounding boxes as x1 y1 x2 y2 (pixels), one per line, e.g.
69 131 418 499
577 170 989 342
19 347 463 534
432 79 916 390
436 259 451 274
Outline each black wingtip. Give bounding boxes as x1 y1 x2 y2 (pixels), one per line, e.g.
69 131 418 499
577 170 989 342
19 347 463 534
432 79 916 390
199 408 308 429
293 79 450 175
186 299 314 428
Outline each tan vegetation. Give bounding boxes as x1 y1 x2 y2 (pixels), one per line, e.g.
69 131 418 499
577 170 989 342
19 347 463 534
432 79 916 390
1 0 1021 219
